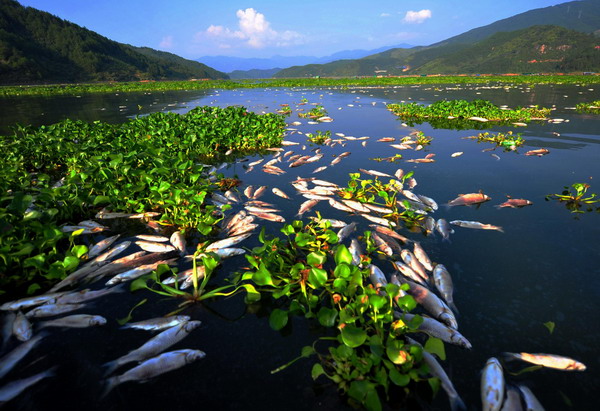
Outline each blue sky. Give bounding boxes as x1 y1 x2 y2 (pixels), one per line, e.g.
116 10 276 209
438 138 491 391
18 0 568 58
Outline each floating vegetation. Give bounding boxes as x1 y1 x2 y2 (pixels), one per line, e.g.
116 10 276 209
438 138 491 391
465 131 524 150
413 131 432 147
575 100 600 113
370 154 403 163
387 99 550 130
306 130 331 145
298 104 328 119
545 183 600 214
0 106 285 294
276 104 292 115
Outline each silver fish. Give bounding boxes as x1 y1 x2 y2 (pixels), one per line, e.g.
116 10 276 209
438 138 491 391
247 159 264 167
253 186 268 199
0 334 45 379
436 219 454 242
349 238 364 267
25 303 85 319
371 232 394 256
392 261 428 287
1 292 67 312
103 320 202 376
312 166 327 174
308 217 347 228
398 313 471 349
369 225 409 243
106 258 177 286
297 199 319 216
450 220 504 233
135 241 177 253
336 222 357 243
400 250 429 283
12 311 32 342
121 316 191 332
248 211 285 222
501 385 524 411
272 187 291 200
413 242 434 272
312 179 338 188
82 251 149 281
88 234 121 259
0 367 55 403
402 279 458 329
56 286 125 306
134 234 169 242
103 349 205 397
394 169 405 179
402 190 422 203
359 168 393 178
368 264 388 289
481 357 505 411
424 216 436 235
417 194 439 211
363 203 393 214
502 352 586 371
38 314 107 329
432 264 458 313
243 185 254 199
342 200 371 213
206 234 252 251
516 385 545 411
169 231 186 254
245 205 281 214
328 199 355 213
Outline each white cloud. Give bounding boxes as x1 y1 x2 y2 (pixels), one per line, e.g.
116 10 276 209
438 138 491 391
380 13 391 17
159 35 174 49
200 8 303 49
402 9 432 24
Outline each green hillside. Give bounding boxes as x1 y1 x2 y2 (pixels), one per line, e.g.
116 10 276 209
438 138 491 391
0 0 227 84
275 0 600 78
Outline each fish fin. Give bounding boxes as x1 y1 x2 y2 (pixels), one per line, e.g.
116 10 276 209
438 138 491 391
100 376 120 399
449 394 467 411
102 360 121 377
501 352 519 362
449 302 460 315
493 204 502 209
497 227 505 233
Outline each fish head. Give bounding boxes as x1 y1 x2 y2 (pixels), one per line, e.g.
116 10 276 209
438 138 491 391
186 350 207 363
183 320 203 332
91 317 108 326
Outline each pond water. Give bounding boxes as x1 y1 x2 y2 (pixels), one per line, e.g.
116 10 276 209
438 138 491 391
1 83 599 410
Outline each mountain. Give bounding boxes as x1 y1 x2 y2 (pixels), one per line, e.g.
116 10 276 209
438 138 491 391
0 0 227 84
228 68 283 79
197 44 414 74
275 0 600 77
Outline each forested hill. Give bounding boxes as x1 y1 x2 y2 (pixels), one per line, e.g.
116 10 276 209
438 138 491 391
0 0 227 84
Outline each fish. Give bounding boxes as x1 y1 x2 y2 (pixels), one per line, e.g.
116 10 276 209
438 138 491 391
1 292 67 312
433 264 458 313
88 234 121 259
406 337 466 411
501 385 524 411
12 311 32 342
416 194 439 211
272 187 291 200
371 233 394 256
224 190 242 203
390 144 412 150
330 156 343 166
38 314 107 329
95 210 161 219
446 192 491 207
229 222 258 237
60 225 107 235
406 177 417 189
262 165 286 175
374 232 403 255
245 206 281 214
378 137 395 142
0 334 45 379
312 166 327 174
297 199 319 216
135 241 177 253
121 316 191 332
103 349 205 397
359 168 393 178
253 186 268 199
394 169 405 180
0 367 55 403
496 197 533 209
392 261 428 287
407 158 435 163
103 320 202 376
450 220 504 233
1 312 16 348
223 210 248 233
400 250 429 283
281 140 300 146
369 225 409 243
502 352 586 371
248 211 286 222
290 156 310 168
525 148 549 156
368 264 388 289
401 190 422 203
402 279 458 329
491 154 501 161
451 152 463 157
395 313 471 349
87 241 133 265
211 193 230 204
516 385 545 411
82 251 153 281
328 199 355 213
336 222 357 243
134 234 169 242
207 234 252 251
25 303 85 319
360 213 397 227
312 179 338 188
209 247 246 259
305 153 323 163
481 357 505 411
424 216 436 235
342 200 371 213
243 185 254 199
106 258 177 286
436 219 454 242
169 231 186 255
348 238 364 267
363 203 393 214
283 150 295 158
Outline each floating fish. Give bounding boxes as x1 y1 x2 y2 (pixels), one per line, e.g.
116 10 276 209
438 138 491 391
336 222 357 243
503 352 586 371
400 250 429 283
135 241 177 253
396 313 471 349
496 197 533 209
248 211 285 222
450 220 504 233
361 213 397 227
369 225 408 243
12 311 32 342
516 385 545 411
446 192 491 207
413 242 434 272
0 367 55 403
436 219 454 242
359 168 393 178
328 199 355 213
134 234 169 243
25 303 85 319
371 233 394 256
451 152 464 157
342 200 371 213
525 148 549 156
349 238 364 267
0 334 45 379
312 166 327 174
392 261 428 287
88 235 122 259
481 357 505 411
378 137 395 142
363 203 393 214
1 293 66 312
297 199 319 216
272 187 291 200
106 258 177 286
169 231 186 255
206 234 252 251
253 186 268 199
433 264 458 314
121 316 191 332
368 264 388 289
38 314 107 329
244 206 281 214
243 186 254 199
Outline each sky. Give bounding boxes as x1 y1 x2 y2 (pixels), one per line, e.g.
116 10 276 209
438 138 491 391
18 0 569 59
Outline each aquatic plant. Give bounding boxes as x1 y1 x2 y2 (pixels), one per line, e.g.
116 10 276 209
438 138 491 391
298 104 328 119
465 130 525 150
306 130 332 145
575 100 600 113
545 183 600 214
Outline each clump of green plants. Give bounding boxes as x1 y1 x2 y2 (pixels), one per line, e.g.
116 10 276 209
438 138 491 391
545 183 600 214
413 131 432 147
277 104 292 115
575 100 600 113
467 130 525 150
299 104 328 119
387 99 550 129
370 154 403 163
306 130 331 145
237 219 436 410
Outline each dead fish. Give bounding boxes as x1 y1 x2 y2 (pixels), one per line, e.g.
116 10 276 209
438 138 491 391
359 168 393 178
450 220 504 233
368 264 388 289
502 352 586 371
0 367 55 403
328 199 355 213
169 231 186 255
0 334 45 379
491 154 501 161
416 194 438 211
135 241 177 253
297 199 319 216
95 210 160 219
247 211 285 222
373 232 403 255
433 264 458 314
342 200 371 213
481 357 505 411
290 157 309 168
82 251 150 281
349 238 364 267
501 385 524 411
60 225 106 235
253 186 268 199
206 234 252 251
451 152 463 157
245 205 281 214
516 385 545 411
106 258 177 286
372 233 394 256
38 314 107 329
55 286 125 305
400 250 429 283
525 148 549 156
243 185 254 199
224 190 242 203
121 316 191 332
12 311 32 342
446 192 491 207
378 137 395 142
281 140 300 146
406 177 417 189
262 165 286 175
396 313 471 349
361 213 397 227
413 242 434 272
424 216 436 235
103 349 205 397
496 197 533 209
272 188 291 200
363 203 393 214
401 190 422 203
330 156 343 166
394 169 405 180
211 193 230 204
436 219 454 242
88 235 122 259
336 222 357 243
308 217 347 229
392 261 428 287
103 320 202 376
1 293 67 312
407 158 435 163
25 303 85 319
312 166 327 174
390 144 412 150
134 234 169 242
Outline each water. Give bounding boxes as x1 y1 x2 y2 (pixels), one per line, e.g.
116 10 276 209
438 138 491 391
1 83 599 410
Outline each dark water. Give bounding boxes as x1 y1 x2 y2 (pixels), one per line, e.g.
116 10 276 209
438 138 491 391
1 83 599 410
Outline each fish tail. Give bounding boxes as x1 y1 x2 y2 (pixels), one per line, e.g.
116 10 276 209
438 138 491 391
501 352 519 362
449 301 460 315
497 227 504 233
449 394 467 411
101 376 120 399
102 360 120 377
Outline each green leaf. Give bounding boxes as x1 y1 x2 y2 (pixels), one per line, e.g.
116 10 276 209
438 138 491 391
369 295 387 310
317 307 338 327
424 337 446 361
71 245 88 259
333 263 351 279
117 298 148 325
27 283 41 295
543 321 555 334
130 275 150 292
311 363 325 380
62 256 79 271
365 389 382 411
240 284 261 303
389 368 410 386
334 244 353 265
301 346 315 357
428 377 441 396
93 195 110 205
307 251 327 267
308 267 328 288
348 380 369 402
269 309 288 331
341 325 367 348
508 365 543 376
252 263 274 286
